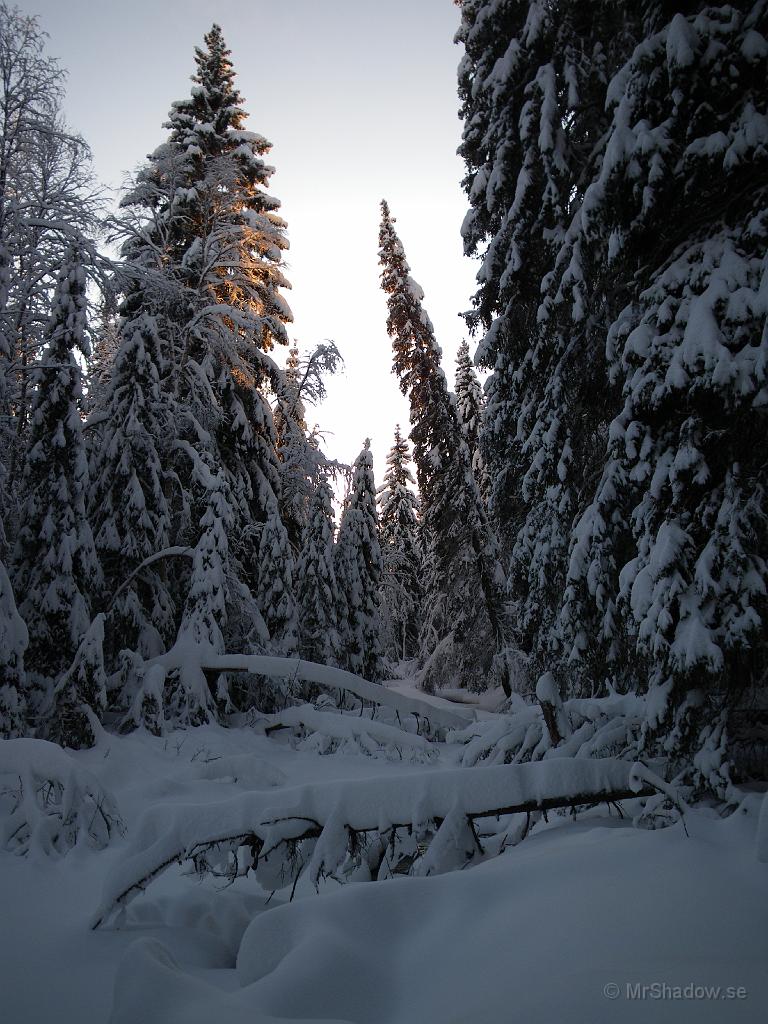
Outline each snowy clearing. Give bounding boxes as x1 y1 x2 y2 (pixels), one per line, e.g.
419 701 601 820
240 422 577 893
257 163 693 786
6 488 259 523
1 719 766 1023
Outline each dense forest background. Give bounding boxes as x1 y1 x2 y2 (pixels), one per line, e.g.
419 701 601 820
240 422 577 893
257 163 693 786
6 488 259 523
0 0 766 794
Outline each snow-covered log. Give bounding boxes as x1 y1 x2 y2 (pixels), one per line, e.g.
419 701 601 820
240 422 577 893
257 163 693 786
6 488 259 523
151 645 473 735
93 757 656 927
0 738 124 857
262 703 437 762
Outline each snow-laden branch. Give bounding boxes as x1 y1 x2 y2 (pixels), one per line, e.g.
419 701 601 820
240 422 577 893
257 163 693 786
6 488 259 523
454 692 648 767
211 655 471 732
92 757 657 927
0 739 124 857
144 641 474 734
106 547 194 614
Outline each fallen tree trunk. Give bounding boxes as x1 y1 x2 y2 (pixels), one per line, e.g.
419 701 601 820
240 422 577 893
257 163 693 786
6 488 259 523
92 757 658 928
209 655 475 732
143 644 475 736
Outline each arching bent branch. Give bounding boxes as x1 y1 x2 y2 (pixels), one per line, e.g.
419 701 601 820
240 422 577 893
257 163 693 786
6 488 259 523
106 547 194 614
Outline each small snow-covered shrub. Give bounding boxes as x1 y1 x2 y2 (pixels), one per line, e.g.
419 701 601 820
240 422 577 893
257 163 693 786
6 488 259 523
0 738 124 856
452 692 646 766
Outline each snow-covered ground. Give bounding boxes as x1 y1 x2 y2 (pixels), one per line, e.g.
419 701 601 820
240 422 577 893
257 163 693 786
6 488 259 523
1 710 766 1024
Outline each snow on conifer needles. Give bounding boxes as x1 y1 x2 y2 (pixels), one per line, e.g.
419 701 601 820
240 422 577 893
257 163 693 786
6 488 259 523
457 0 768 785
378 200 512 697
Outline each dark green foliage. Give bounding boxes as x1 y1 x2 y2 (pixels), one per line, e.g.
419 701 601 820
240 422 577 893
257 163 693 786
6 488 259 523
378 426 422 662
379 202 509 693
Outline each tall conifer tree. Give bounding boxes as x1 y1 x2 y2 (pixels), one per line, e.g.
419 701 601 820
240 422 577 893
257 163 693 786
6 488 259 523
335 441 384 681
103 25 296 712
458 0 767 778
378 426 422 663
296 474 341 666
274 345 311 553
255 494 298 655
555 1 768 775
90 312 175 663
161 23 292 553
454 339 488 500
13 239 103 731
378 202 509 694
458 0 636 691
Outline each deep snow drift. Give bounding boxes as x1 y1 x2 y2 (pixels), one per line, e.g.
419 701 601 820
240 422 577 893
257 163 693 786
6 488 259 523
1 704 766 1024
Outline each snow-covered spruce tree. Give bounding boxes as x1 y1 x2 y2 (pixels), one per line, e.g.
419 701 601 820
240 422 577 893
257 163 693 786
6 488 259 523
106 25 295 693
274 341 344 554
378 425 422 663
295 473 341 666
274 345 310 552
454 339 489 500
335 441 384 681
168 450 232 725
168 25 295 644
255 494 298 656
89 311 176 664
50 613 107 749
0 555 27 737
378 202 509 694
457 1 640 692
160 23 292 548
85 298 120 415
459 1 767 779
86 147 193 725
12 238 103 738
555 2 768 781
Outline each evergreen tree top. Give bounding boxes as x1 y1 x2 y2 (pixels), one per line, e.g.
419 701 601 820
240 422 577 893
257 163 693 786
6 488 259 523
343 441 380 525
351 440 375 491
454 340 484 435
378 200 442 394
172 23 248 142
47 238 92 361
379 426 419 537
167 23 273 167
380 425 417 496
119 21 293 357
194 24 238 99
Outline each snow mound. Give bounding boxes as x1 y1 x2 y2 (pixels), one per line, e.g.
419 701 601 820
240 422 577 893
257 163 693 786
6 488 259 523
110 805 768 1024
189 754 288 789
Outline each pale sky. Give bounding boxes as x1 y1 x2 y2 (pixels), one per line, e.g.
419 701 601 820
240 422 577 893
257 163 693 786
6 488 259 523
22 0 479 487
